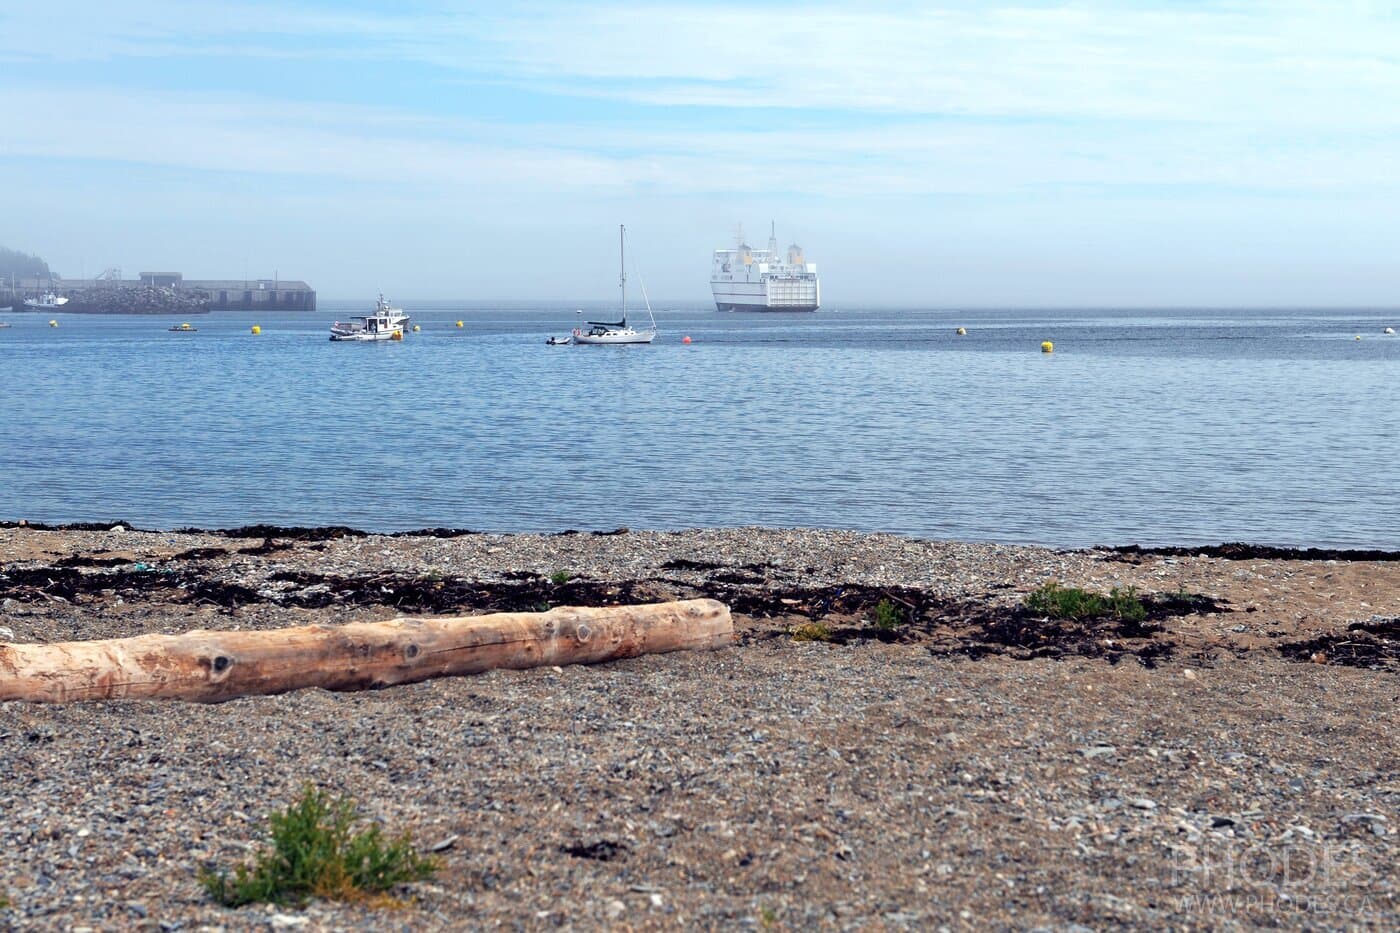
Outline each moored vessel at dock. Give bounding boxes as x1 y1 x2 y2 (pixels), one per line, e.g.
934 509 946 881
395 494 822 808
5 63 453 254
24 291 69 311
711 223 819 312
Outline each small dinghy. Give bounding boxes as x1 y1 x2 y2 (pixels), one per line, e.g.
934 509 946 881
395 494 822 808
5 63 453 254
168 322 198 332
546 335 572 346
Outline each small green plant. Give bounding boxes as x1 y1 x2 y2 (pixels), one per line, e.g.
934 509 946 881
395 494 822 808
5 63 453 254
549 570 573 586
790 621 833 643
200 785 438 908
871 598 902 631
1025 582 1146 623
758 904 779 927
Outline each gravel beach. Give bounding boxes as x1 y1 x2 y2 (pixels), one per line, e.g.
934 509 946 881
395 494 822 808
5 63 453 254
1 524 1396 930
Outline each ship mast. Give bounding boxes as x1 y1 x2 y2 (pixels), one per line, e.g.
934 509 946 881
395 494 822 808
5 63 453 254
619 223 627 323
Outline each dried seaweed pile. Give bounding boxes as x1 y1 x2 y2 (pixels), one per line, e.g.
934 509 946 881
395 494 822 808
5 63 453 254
1279 618 1400 672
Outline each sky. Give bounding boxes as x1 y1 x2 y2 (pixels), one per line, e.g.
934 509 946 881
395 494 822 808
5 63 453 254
2 0 1399 306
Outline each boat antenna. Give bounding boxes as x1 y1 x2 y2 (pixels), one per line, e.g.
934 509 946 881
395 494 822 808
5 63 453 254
619 223 627 325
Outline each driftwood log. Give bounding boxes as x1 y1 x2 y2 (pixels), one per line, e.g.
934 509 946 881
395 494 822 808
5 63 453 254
0 598 731 703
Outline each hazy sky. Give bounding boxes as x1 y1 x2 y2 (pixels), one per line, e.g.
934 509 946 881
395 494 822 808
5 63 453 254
3 0 1399 306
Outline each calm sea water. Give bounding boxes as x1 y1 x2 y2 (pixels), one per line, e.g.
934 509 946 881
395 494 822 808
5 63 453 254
1 304 1396 547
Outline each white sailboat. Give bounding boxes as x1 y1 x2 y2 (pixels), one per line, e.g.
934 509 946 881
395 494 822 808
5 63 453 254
572 225 657 345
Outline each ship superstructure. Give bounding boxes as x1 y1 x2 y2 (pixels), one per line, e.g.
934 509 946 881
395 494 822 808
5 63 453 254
710 223 819 312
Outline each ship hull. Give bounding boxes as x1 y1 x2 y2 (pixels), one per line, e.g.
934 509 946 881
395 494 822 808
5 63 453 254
711 277 819 313
715 302 818 312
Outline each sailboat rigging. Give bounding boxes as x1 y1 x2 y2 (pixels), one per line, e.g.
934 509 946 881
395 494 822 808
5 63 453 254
572 225 657 345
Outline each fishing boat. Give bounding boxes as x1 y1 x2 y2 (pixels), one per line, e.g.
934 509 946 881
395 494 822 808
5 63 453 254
168 322 197 333
329 309 402 341
373 293 410 329
572 225 657 345
24 292 68 310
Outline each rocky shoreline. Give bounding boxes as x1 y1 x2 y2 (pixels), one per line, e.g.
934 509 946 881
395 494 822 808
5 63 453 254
10 286 211 315
1 525 1396 929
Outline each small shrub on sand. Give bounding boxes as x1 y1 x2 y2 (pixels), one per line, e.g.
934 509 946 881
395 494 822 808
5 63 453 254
871 598 903 631
790 621 833 643
1025 582 1146 623
201 785 438 907
549 570 573 585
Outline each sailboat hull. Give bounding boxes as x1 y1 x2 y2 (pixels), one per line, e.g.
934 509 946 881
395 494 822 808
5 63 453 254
572 329 656 345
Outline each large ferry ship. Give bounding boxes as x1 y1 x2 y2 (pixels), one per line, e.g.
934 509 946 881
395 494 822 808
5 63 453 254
710 224 819 312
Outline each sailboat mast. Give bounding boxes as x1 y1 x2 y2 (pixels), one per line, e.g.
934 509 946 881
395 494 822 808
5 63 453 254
619 224 627 321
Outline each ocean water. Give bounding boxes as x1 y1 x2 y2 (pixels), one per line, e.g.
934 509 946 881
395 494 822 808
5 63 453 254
0 305 1396 548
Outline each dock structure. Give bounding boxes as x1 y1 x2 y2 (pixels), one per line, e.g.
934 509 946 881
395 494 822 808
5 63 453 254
13 273 317 312
177 278 317 312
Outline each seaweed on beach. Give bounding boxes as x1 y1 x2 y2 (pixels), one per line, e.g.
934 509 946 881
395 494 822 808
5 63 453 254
264 570 662 614
1278 618 1400 672
204 525 369 542
170 546 232 561
51 554 134 568
0 565 262 608
925 604 1173 666
660 558 726 572
708 580 1221 665
1106 543 1400 562
389 528 482 539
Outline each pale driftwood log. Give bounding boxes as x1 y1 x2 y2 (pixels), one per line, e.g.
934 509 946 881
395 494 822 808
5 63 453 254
0 599 731 704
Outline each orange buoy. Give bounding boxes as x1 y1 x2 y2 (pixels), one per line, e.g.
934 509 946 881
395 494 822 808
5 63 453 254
682 335 692 344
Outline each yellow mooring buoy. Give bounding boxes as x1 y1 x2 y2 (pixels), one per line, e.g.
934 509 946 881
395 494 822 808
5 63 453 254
250 325 261 335
456 320 464 328
1041 341 1054 353
48 319 58 328
956 327 967 336
391 330 404 341
412 324 421 332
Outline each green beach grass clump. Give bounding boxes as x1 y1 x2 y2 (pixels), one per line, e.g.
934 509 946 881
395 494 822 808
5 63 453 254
549 570 574 585
201 785 438 908
1025 582 1147 623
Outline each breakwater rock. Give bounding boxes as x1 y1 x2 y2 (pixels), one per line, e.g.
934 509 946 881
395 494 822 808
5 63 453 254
57 285 211 315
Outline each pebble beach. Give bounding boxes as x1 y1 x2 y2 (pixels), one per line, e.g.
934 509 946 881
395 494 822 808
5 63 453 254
1 524 1396 929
